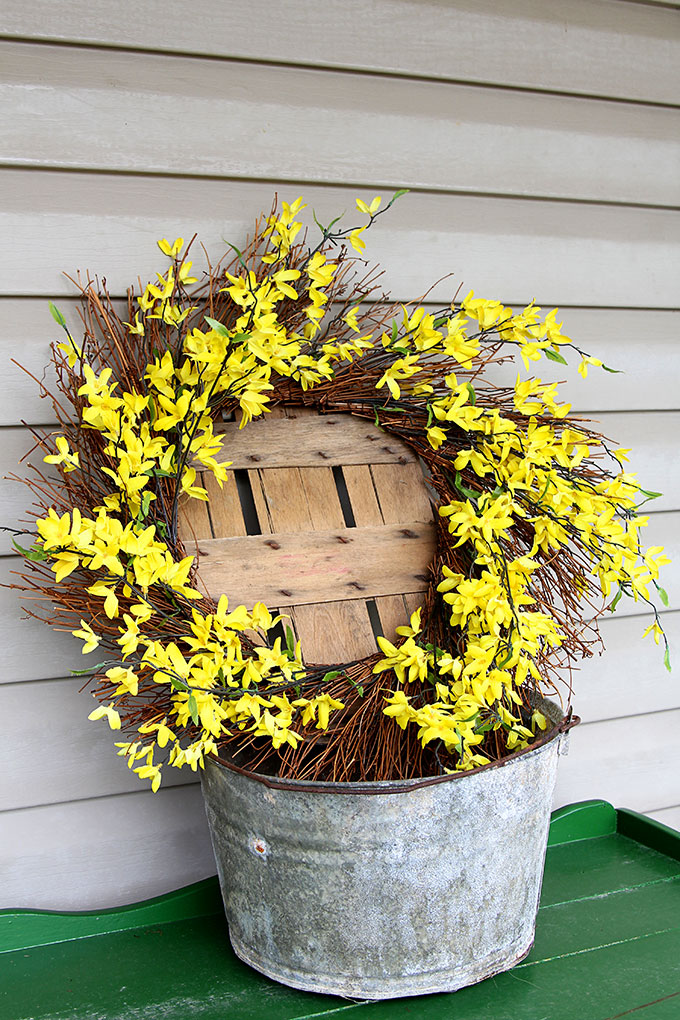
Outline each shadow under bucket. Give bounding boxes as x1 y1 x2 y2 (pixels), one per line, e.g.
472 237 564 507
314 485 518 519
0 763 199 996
201 696 575 1000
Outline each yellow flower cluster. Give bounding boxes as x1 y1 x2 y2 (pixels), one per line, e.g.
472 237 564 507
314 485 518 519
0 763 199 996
33 194 669 787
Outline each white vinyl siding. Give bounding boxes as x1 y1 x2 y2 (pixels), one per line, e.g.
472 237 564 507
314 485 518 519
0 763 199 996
0 0 677 909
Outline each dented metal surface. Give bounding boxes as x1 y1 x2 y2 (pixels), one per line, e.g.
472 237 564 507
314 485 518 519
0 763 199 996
201 696 567 1000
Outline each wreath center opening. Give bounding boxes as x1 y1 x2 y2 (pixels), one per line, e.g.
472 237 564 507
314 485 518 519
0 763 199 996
179 406 436 666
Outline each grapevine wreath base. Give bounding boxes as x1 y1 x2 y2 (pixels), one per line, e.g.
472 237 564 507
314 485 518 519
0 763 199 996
12 194 669 789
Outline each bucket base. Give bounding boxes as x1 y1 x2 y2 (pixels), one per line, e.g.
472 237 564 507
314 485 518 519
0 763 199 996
228 927 535 1000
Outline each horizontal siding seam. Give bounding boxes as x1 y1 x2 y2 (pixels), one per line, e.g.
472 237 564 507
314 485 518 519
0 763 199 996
615 0 680 10
3 602 678 690
4 410 680 428
573 706 680 731
0 777 201 816
2 164 679 214
1 297 678 313
0 34 678 110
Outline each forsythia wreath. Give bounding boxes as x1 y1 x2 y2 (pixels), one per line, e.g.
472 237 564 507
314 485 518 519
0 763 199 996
12 193 670 788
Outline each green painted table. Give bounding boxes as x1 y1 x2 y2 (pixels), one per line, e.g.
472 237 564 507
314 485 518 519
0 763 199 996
2 801 680 1020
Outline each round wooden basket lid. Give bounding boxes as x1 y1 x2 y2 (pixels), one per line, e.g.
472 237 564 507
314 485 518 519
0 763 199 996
180 406 435 665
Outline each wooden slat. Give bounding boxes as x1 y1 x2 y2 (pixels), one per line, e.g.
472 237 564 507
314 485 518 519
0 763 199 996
2 172 679 308
342 463 411 638
178 474 212 545
242 418 378 662
202 407 427 664
7 409 678 557
553 709 680 814
285 457 379 662
1 0 678 104
3 41 679 206
249 466 314 533
4 302 679 427
193 523 435 609
343 462 431 640
372 462 434 636
0 784 213 910
291 599 379 666
201 471 245 537
370 461 434 525
209 413 416 469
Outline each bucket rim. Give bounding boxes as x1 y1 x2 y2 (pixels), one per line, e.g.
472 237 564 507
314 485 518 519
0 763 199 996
206 696 579 796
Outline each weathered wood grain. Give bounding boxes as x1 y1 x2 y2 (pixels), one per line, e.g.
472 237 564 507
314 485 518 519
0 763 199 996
207 413 417 470
194 523 434 609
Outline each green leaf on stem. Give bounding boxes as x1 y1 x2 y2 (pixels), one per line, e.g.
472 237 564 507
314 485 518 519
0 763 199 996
387 189 410 207
544 348 568 365
71 662 107 676
454 470 478 501
204 317 230 337
140 491 154 519
187 693 200 725
49 301 67 327
12 537 48 561
227 242 248 268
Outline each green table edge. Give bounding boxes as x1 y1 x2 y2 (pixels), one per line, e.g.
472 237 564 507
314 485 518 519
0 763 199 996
3 799 679 956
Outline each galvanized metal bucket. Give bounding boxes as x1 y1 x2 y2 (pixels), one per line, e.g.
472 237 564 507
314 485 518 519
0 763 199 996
201 696 573 1000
